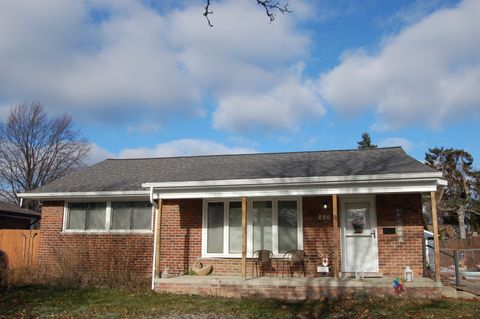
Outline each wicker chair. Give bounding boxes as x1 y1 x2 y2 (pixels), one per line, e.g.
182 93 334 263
252 250 274 277
282 249 306 277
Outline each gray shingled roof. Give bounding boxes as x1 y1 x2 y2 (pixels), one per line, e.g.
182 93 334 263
29 147 436 193
0 201 39 216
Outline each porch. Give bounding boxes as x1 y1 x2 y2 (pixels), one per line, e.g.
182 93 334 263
154 275 443 300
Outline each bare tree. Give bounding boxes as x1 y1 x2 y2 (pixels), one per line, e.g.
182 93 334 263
0 102 90 209
204 0 291 27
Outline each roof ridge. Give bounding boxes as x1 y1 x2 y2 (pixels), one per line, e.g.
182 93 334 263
103 146 403 161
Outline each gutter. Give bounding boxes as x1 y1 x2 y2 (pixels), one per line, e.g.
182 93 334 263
150 187 159 291
17 190 150 200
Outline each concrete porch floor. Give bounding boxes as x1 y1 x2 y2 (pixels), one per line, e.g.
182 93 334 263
154 276 443 300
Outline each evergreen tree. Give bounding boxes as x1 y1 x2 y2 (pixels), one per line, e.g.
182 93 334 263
357 132 377 149
425 147 480 238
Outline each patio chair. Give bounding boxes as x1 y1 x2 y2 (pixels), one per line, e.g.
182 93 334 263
282 249 306 277
252 250 274 277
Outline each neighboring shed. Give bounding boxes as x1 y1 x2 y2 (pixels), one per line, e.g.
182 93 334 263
0 201 40 229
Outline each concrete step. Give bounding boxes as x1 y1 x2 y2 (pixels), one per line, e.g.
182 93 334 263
441 286 479 299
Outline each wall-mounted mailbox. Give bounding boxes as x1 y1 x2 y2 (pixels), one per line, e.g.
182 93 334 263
383 227 396 234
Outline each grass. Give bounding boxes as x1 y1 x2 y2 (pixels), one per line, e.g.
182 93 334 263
0 285 479 318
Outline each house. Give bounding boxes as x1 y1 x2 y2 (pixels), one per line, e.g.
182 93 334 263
19 147 446 298
0 201 40 229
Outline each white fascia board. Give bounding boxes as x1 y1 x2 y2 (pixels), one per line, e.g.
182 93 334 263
17 190 149 200
153 178 440 199
142 172 444 189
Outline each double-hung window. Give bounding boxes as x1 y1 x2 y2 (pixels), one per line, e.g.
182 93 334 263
202 198 302 257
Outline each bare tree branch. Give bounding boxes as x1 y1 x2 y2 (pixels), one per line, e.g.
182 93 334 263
204 0 291 26
0 102 90 210
204 0 213 27
256 0 291 22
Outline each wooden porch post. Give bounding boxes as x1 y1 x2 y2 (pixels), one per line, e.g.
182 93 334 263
332 194 340 279
241 196 247 279
430 191 441 281
154 199 163 278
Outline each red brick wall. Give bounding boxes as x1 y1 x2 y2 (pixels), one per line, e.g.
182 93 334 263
158 199 202 275
376 193 424 276
302 196 336 277
38 201 153 277
38 193 424 279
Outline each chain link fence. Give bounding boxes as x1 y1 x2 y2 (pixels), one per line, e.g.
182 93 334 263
439 248 480 295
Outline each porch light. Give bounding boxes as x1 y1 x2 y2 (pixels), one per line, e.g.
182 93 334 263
323 203 328 209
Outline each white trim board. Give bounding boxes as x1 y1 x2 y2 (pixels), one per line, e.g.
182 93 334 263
142 172 444 189
18 191 149 200
152 179 442 199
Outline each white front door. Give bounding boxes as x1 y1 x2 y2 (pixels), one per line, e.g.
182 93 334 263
341 197 379 273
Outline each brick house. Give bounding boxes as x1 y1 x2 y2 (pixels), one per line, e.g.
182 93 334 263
19 147 445 297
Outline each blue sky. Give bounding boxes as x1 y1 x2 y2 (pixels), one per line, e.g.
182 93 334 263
0 0 478 165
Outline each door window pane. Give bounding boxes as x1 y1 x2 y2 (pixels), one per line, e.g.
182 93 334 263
228 202 242 254
132 202 152 230
278 201 298 253
207 202 224 253
253 201 272 251
345 202 370 233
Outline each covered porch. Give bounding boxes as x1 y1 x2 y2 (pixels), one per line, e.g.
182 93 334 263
154 275 443 299
144 152 446 297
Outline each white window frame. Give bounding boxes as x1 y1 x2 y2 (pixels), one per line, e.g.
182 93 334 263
63 200 154 234
201 197 303 258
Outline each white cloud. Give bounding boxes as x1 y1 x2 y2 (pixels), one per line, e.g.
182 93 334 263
378 137 414 152
118 139 256 158
0 0 201 120
87 143 115 164
320 0 480 130
214 71 324 132
0 0 317 132
87 138 256 164
127 121 162 134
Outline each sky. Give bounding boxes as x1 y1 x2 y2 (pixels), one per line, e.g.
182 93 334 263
0 0 479 165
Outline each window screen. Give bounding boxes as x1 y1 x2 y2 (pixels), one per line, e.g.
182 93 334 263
67 202 106 230
111 201 152 230
207 202 224 253
252 201 272 251
278 201 298 253
228 202 242 254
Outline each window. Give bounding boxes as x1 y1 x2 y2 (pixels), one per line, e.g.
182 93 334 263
207 202 224 253
202 198 302 257
228 202 242 254
65 201 152 232
252 201 273 251
67 202 106 230
111 201 152 230
277 200 298 253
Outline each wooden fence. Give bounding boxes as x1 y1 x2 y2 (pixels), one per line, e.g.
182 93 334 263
0 229 40 270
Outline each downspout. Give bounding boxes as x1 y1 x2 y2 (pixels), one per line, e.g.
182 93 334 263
150 187 159 290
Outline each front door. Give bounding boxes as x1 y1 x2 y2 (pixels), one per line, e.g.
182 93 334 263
340 197 379 273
